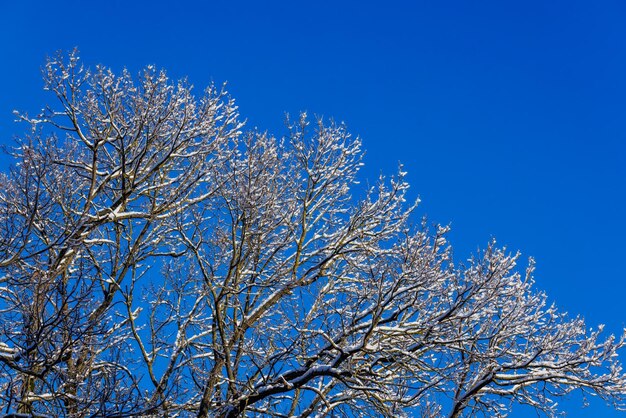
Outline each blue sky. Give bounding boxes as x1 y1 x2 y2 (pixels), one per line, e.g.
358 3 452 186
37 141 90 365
1 1 625 416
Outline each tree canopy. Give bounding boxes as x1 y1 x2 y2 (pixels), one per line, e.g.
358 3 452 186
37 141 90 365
0 52 624 417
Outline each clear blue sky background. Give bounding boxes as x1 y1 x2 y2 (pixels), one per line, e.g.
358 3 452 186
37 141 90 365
1 1 625 416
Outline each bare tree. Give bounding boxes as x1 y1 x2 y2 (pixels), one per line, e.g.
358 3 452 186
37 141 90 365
0 52 624 418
